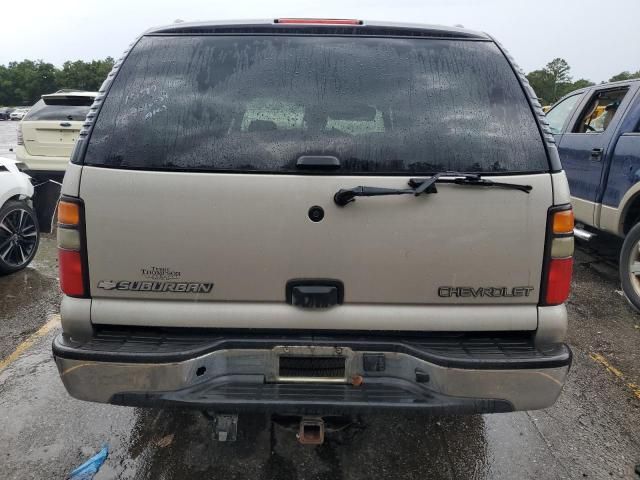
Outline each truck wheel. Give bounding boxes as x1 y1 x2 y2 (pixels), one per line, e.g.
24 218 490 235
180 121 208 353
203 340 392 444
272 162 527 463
0 200 40 275
620 222 640 312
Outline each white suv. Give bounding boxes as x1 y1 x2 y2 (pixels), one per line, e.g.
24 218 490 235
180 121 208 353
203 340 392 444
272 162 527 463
16 91 96 179
0 157 39 274
9 108 29 121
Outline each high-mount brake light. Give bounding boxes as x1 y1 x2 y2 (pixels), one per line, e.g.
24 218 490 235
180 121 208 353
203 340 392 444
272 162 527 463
275 18 362 25
57 198 88 298
541 206 574 306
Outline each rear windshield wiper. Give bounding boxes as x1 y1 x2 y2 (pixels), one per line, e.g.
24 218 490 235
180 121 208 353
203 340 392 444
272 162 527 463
333 174 443 207
334 172 532 207
409 174 533 194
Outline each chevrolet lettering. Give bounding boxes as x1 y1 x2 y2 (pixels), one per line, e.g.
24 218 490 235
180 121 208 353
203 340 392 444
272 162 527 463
438 286 535 298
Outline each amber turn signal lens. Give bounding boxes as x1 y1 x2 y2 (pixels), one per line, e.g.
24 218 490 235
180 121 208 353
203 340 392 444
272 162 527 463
552 209 574 234
58 200 80 226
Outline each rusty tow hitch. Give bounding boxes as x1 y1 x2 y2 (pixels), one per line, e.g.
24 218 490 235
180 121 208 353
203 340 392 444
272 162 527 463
297 417 325 445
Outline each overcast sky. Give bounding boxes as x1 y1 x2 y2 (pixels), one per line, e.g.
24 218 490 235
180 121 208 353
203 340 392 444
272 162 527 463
2 0 639 82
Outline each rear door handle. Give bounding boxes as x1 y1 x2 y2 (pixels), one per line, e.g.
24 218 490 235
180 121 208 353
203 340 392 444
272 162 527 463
59 122 71 127
296 155 341 170
590 148 603 160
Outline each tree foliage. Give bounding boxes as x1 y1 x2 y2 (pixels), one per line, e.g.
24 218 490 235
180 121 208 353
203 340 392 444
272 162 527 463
0 58 114 106
526 58 595 105
56 58 114 92
609 70 640 82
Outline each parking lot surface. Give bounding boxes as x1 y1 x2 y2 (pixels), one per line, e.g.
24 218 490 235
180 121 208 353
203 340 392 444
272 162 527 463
0 121 639 479
0 120 17 161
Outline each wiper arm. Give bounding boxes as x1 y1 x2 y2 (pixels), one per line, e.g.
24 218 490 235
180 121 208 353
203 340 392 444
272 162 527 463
334 186 417 207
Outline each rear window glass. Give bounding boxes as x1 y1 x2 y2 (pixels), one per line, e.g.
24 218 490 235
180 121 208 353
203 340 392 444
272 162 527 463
25 97 92 121
83 36 548 174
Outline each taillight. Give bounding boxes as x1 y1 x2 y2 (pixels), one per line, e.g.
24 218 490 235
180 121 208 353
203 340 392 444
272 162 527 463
57 197 88 297
275 18 362 25
17 123 23 145
541 206 574 306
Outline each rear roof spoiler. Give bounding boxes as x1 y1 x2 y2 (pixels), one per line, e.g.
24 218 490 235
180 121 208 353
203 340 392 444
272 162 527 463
42 91 98 100
146 19 489 40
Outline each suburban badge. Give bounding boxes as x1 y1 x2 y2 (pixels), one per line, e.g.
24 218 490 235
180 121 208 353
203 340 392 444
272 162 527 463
97 280 213 293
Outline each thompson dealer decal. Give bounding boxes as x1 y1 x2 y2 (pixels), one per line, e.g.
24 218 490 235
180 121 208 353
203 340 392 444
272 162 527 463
97 280 213 293
140 265 181 280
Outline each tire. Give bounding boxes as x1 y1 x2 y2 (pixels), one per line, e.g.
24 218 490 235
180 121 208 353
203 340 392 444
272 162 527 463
0 199 40 275
619 222 640 312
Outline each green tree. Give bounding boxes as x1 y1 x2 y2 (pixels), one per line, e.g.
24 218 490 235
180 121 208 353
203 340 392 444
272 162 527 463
0 57 114 106
546 58 571 102
5 60 58 105
0 65 11 105
609 70 640 82
570 79 595 90
56 58 114 91
526 69 554 104
527 59 594 105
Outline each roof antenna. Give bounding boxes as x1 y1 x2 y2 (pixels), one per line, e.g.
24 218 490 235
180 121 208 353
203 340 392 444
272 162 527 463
454 24 465 28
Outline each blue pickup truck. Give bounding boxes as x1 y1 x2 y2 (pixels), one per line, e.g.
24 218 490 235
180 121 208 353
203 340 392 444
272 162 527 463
545 79 640 308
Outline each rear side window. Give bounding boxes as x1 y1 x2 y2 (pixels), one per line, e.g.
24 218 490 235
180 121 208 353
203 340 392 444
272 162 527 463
573 87 629 134
83 36 548 174
25 97 93 121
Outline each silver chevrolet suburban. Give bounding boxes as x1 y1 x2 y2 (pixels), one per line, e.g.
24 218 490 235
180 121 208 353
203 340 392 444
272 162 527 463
53 19 574 425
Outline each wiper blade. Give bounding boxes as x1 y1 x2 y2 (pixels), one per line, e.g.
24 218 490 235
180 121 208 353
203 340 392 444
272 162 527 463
409 174 532 194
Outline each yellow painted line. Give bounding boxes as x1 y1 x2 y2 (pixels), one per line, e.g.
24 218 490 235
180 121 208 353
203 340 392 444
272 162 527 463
590 352 640 400
0 314 60 373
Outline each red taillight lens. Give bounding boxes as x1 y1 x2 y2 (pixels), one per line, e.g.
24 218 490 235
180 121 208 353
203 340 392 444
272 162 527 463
545 257 573 305
57 198 87 297
275 18 362 25
541 206 574 306
59 249 85 297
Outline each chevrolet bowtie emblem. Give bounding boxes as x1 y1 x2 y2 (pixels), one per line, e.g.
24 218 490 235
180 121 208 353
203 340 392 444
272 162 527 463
97 280 117 290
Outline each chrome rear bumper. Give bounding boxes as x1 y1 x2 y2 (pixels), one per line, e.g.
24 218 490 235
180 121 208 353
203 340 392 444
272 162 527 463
53 330 571 413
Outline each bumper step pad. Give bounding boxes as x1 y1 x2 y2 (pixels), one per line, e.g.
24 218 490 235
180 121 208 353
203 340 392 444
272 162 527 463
111 375 513 414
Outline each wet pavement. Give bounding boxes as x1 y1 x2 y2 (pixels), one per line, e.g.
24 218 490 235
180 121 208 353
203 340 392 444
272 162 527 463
1 124 639 479
1 232 639 479
0 120 17 161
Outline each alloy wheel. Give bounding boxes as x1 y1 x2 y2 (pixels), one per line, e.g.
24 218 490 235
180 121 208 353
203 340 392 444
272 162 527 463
0 208 38 268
